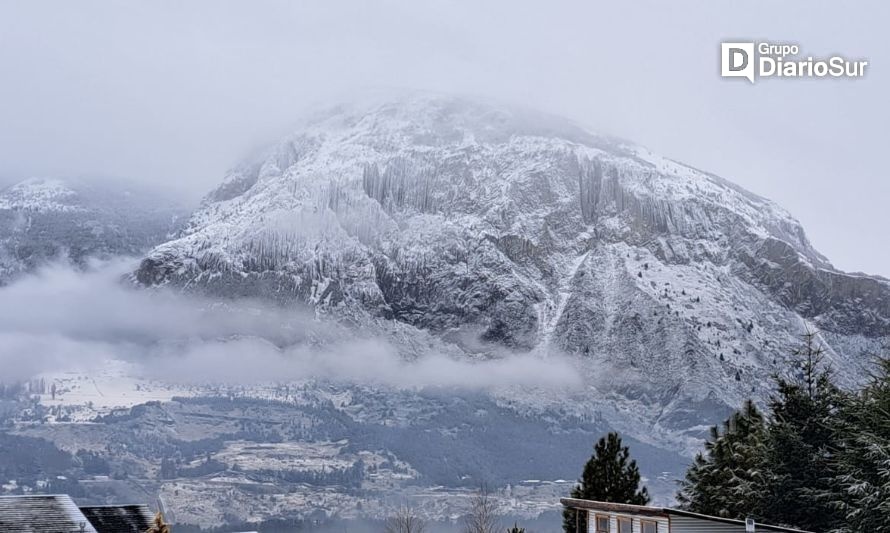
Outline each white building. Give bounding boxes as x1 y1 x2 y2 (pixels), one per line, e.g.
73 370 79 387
561 498 814 533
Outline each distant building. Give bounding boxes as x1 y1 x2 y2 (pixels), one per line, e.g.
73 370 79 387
561 498 814 533
80 504 155 533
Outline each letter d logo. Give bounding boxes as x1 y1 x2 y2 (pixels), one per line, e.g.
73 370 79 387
721 42 755 83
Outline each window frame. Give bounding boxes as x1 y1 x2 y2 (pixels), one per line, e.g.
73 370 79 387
593 513 611 533
616 517 632 533
640 519 658 533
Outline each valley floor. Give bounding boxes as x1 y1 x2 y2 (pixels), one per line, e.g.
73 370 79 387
0 361 682 527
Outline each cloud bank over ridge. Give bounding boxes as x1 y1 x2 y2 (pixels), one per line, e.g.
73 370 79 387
0 260 580 390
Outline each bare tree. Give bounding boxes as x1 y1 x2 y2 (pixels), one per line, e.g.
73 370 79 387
463 487 500 533
384 505 427 533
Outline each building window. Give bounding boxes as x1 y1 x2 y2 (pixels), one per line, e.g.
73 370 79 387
640 520 657 533
595 515 610 533
617 517 632 533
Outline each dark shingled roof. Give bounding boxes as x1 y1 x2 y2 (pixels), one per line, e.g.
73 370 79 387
80 504 155 533
0 494 98 533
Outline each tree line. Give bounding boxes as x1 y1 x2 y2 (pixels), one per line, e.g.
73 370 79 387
677 330 889 531
561 330 890 532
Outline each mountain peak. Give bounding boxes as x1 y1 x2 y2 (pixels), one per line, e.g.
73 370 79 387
200 94 822 266
298 92 613 147
136 95 889 452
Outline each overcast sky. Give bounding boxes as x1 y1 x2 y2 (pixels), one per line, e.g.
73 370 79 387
0 1 887 276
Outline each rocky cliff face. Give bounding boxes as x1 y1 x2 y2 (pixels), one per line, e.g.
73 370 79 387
0 177 187 284
135 94 889 451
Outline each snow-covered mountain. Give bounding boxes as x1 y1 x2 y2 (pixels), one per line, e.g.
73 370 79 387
0 177 187 283
134 94 890 453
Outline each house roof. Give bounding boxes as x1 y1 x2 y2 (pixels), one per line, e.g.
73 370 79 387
79 504 155 533
561 498 814 533
0 494 98 533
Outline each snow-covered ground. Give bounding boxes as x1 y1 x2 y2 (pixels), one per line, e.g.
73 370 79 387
36 360 196 421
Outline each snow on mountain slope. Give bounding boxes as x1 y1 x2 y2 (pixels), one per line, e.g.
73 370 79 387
0 177 188 284
134 94 890 452
0 178 86 212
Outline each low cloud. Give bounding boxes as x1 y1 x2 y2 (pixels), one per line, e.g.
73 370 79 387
0 260 580 390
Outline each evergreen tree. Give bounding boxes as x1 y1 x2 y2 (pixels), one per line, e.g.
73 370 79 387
677 332 890 530
758 330 846 531
676 399 767 519
833 355 890 531
506 523 525 533
563 432 650 533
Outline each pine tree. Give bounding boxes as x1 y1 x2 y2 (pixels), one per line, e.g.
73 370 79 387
833 355 890 531
758 330 846 531
506 523 525 533
562 432 650 533
676 399 767 519
678 332 890 530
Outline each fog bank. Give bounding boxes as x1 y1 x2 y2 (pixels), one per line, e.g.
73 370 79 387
0 260 580 389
